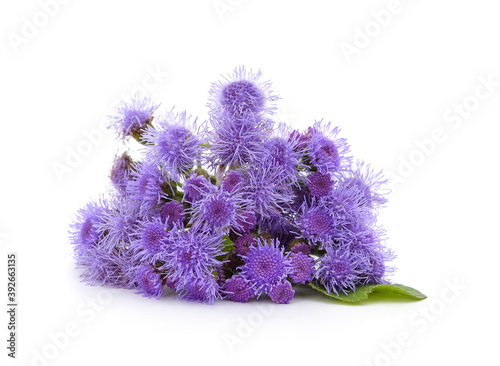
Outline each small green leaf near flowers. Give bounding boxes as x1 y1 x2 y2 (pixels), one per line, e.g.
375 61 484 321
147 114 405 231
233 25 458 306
310 282 426 303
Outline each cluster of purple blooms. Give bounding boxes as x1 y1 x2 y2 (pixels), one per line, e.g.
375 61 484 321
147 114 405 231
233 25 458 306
70 66 395 304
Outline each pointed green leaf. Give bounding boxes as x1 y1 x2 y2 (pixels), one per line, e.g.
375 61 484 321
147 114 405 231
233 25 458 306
310 283 426 303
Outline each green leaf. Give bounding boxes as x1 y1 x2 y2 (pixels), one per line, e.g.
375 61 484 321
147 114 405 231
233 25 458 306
310 283 426 303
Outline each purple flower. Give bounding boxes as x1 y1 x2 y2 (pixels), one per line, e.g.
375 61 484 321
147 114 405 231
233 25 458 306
182 173 213 203
143 110 201 180
325 182 370 222
75 244 136 288
99 197 139 252
341 161 389 209
208 66 278 119
240 164 294 221
307 171 334 197
189 189 250 233
268 281 295 304
176 276 221 304
295 199 336 244
130 216 169 264
221 170 243 193
205 112 272 168
127 160 167 216
224 275 255 303
289 253 314 284
261 127 304 186
234 233 257 256
160 200 185 228
306 121 351 174
314 246 365 295
110 152 134 194
108 94 159 140
135 265 164 299
70 199 108 253
239 238 292 297
162 226 225 303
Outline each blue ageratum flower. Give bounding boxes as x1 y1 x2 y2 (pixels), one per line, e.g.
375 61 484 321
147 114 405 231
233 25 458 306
177 276 221 304
295 198 337 246
108 94 159 140
189 188 252 233
130 216 169 264
110 152 134 194
260 123 305 186
339 221 395 285
205 112 273 168
98 197 140 253
221 170 243 193
182 173 215 203
134 264 164 299
268 280 295 304
239 238 292 297
126 160 168 216
162 226 226 304
160 200 186 229
314 246 365 296
289 253 314 284
324 181 371 223
70 199 109 254
74 243 136 288
224 275 255 303
307 171 335 198
143 110 202 181
208 66 278 119
239 164 294 221
340 160 389 209
362 249 396 285
306 120 351 174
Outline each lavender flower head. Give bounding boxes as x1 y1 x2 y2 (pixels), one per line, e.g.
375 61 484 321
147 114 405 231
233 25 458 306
205 112 273 168
268 280 295 304
98 197 139 252
109 94 159 140
162 226 225 303
240 164 294 221
306 120 351 174
143 110 201 180
70 199 108 253
130 216 169 264
341 161 390 208
182 173 214 203
161 200 185 229
295 198 336 245
135 265 164 299
307 171 335 198
208 66 278 119
314 246 365 295
221 170 243 193
127 160 167 216
189 189 251 233
110 152 134 194
260 123 305 186
224 275 255 303
239 238 292 297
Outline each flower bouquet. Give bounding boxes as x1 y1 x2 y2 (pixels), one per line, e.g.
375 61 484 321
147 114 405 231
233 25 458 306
70 67 425 304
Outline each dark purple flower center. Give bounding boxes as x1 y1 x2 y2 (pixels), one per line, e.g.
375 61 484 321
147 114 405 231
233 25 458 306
222 81 264 114
141 224 166 254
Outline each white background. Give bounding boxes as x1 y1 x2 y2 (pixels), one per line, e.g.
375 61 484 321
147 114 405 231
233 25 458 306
1 1 499 365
